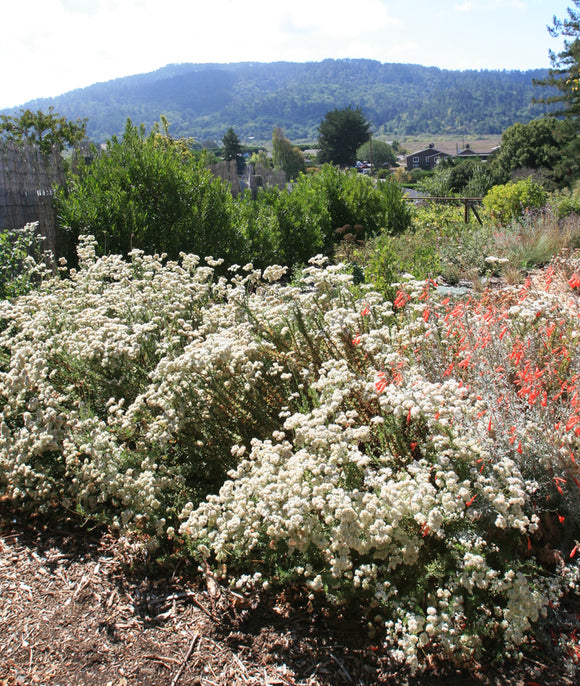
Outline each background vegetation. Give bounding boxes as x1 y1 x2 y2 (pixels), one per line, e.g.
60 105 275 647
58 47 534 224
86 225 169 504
0 60 554 144
55 120 412 268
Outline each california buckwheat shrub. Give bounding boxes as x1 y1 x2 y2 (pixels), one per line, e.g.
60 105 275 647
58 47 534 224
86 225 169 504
0 237 299 527
180 362 563 669
2 240 579 672
180 255 580 672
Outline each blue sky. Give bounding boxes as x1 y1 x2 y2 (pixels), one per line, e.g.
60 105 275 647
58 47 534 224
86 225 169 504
0 0 572 109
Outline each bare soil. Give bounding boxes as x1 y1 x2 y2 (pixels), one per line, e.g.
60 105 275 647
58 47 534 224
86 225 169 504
0 504 576 686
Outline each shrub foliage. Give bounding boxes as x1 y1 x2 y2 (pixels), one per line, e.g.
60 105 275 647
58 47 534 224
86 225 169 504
1 238 580 672
56 119 243 261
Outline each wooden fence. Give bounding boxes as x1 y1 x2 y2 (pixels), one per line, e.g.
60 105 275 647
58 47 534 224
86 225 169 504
0 141 66 255
404 194 484 224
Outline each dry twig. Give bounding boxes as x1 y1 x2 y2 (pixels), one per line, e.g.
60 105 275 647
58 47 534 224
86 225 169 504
170 631 199 686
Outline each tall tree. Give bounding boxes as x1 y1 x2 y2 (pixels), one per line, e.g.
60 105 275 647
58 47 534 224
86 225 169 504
488 118 574 187
535 1 580 118
221 127 245 174
272 127 306 180
317 106 371 167
534 2 580 183
0 106 87 154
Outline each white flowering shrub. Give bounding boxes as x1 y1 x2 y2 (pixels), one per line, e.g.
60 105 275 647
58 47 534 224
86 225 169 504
0 237 296 529
1 237 579 672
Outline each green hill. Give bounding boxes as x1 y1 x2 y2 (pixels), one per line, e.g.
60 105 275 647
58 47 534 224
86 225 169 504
0 59 553 144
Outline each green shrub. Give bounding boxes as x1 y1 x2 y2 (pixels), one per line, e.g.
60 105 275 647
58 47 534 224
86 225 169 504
483 178 547 225
411 202 466 231
0 223 46 300
367 228 441 294
293 165 411 240
230 189 281 268
56 119 242 262
548 184 580 220
233 166 413 269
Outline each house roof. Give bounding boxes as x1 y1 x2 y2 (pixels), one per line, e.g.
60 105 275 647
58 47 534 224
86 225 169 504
406 147 450 159
408 148 442 156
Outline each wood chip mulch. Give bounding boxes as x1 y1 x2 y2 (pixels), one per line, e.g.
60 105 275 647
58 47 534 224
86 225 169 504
0 504 576 686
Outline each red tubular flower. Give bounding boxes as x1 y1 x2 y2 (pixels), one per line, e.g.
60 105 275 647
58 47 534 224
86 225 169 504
394 290 409 309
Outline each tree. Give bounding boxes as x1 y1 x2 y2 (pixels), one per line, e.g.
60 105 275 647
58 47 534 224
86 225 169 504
535 1 580 119
221 127 245 174
533 3 580 185
488 118 576 189
271 127 306 180
317 106 371 167
356 139 396 168
0 106 87 154
248 149 271 169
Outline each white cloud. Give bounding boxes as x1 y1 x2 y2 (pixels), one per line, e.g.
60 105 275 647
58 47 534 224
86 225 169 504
0 0 566 109
455 0 525 10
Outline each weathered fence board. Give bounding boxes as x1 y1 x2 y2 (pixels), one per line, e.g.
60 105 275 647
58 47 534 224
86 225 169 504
209 159 287 197
0 141 66 254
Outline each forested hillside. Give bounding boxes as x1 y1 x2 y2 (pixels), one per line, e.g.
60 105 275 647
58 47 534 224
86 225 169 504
0 60 553 143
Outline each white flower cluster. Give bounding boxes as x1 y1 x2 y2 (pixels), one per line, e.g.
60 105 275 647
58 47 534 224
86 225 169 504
0 237 224 523
1 239 578 671
180 358 554 668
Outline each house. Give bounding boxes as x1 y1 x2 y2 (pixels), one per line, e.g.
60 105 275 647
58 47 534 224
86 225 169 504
455 143 497 162
406 143 450 171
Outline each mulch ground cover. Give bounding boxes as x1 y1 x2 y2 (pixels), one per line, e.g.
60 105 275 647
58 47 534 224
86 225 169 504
0 503 575 686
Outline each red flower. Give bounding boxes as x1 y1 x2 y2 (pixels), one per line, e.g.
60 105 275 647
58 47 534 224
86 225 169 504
394 289 409 309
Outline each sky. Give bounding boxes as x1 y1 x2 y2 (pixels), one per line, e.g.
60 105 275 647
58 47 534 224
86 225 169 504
0 0 573 110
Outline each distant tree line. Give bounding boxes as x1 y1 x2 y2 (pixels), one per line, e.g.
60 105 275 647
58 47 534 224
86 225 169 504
2 0 579 274
0 59 554 144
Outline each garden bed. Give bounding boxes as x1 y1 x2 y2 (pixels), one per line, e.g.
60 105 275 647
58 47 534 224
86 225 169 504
0 506 575 686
